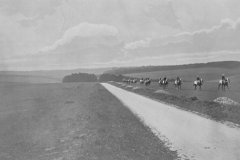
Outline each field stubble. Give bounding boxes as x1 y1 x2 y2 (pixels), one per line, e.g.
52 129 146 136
0 82 177 160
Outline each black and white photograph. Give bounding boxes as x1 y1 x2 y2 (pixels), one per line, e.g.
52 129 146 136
0 0 240 159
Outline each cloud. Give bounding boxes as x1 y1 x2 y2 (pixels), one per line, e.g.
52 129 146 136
21 22 124 69
119 18 240 66
124 38 151 50
166 18 240 53
2 0 240 70
0 0 62 18
127 18 240 56
37 18 240 69
41 22 119 52
144 1 181 28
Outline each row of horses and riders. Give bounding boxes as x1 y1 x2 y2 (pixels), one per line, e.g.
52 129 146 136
122 74 230 91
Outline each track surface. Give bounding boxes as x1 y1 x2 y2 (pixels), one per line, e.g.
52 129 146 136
102 83 240 160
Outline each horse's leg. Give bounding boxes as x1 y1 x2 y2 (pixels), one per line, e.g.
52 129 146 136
226 83 229 90
224 84 227 91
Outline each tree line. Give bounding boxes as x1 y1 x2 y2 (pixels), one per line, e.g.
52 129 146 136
62 73 129 83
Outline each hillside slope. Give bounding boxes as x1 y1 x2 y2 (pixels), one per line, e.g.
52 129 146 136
106 61 240 75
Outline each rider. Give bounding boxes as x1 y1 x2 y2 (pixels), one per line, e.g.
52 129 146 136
196 75 203 84
196 75 200 81
163 76 167 81
163 76 168 84
177 76 181 81
221 74 226 81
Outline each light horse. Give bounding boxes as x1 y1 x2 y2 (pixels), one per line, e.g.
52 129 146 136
131 79 138 83
218 78 230 91
174 78 182 90
159 78 168 89
140 78 145 84
144 78 151 86
193 78 203 90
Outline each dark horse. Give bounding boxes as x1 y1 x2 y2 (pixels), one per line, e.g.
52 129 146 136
193 79 203 90
159 78 168 89
144 78 151 86
218 78 230 91
174 79 182 90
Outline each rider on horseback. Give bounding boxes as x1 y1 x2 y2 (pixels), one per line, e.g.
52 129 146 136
176 76 181 81
219 74 230 90
196 75 200 81
163 76 167 82
196 75 202 84
221 74 226 81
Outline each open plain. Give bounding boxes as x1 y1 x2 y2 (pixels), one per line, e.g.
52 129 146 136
0 82 177 160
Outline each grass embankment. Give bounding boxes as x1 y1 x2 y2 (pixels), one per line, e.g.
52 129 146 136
110 82 240 125
0 82 177 160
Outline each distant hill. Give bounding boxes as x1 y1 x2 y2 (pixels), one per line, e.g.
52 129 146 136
0 68 110 83
0 68 126 84
105 61 240 75
0 74 61 84
1 61 240 84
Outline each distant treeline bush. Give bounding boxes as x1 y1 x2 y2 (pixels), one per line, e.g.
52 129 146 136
62 73 98 83
62 73 132 83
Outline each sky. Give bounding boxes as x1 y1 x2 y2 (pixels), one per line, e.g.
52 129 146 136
0 0 240 70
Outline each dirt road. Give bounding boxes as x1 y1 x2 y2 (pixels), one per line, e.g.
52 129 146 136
102 83 240 160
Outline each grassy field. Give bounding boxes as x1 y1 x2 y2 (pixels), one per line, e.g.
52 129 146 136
128 81 240 103
0 74 61 84
0 82 177 160
125 67 240 103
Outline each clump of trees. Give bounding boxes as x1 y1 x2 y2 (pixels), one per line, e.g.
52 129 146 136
62 72 131 83
62 73 98 83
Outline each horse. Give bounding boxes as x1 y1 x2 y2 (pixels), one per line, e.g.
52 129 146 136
140 78 144 84
174 79 182 90
127 79 132 84
144 78 151 86
193 78 203 90
218 78 230 91
159 78 168 89
132 79 137 83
